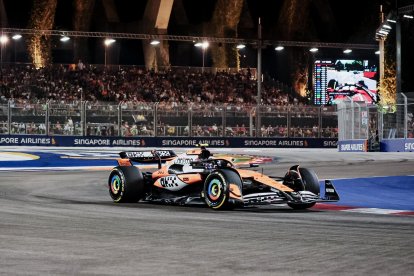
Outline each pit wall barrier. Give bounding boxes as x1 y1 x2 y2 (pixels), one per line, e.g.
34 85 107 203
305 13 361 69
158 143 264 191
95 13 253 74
381 139 414 152
0 135 338 148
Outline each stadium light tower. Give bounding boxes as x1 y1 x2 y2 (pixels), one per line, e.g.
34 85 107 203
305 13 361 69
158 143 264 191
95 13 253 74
60 35 70 42
150 40 160 45
0 34 9 74
104 38 116 67
194 41 209 72
377 3 414 95
11 34 22 62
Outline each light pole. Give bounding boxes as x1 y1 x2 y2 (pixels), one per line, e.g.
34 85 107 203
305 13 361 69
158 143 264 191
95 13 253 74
236 44 245 70
376 4 414 95
376 3 414 139
104 38 116 68
150 40 160 71
0 34 8 88
12 34 22 63
194 41 209 73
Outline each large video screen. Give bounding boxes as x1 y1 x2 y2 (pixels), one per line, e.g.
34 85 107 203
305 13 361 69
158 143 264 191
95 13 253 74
313 59 378 105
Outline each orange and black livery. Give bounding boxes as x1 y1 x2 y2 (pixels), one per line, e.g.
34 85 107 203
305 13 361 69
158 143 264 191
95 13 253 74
108 145 339 210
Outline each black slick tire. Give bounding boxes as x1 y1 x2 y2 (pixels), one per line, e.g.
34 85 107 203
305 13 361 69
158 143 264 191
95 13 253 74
203 169 241 210
287 167 320 210
108 166 145 203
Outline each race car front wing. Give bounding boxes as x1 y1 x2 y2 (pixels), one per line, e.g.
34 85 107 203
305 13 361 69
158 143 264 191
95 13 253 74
240 180 340 206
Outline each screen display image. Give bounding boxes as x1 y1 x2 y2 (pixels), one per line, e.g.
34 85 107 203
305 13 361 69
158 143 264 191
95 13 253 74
313 59 378 105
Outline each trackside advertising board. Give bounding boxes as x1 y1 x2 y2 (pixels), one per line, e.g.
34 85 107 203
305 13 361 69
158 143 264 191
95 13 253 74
0 135 338 148
338 140 368 152
381 139 414 152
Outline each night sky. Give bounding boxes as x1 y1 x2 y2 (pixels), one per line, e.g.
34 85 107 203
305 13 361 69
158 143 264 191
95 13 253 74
2 0 414 91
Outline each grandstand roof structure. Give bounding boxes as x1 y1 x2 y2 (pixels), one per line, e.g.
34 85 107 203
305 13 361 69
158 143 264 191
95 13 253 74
0 27 377 50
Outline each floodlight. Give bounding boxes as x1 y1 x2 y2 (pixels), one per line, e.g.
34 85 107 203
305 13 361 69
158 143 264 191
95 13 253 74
60 36 70 42
12 34 22 40
0 35 9 44
104 38 116 46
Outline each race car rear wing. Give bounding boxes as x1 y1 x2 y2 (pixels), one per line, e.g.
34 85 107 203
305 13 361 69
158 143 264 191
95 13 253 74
119 150 177 167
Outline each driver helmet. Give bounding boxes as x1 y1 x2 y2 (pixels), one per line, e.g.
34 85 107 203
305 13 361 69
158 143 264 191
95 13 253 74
198 146 211 160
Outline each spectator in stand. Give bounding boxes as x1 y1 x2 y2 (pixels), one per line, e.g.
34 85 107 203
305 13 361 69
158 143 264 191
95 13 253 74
122 121 132 137
239 124 247 136
130 124 138 136
0 65 308 106
77 60 85 71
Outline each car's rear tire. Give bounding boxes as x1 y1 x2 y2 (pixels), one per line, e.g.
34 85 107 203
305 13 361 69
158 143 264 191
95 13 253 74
108 166 145 203
203 169 241 210
287 167 320 210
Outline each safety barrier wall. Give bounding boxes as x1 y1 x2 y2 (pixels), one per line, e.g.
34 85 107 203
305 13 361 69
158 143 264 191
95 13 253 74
0 135 338 148
381 139 414 152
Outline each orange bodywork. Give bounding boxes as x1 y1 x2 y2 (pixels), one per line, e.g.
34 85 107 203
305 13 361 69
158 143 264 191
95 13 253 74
152 167 202 184
152 168 170 179
229 183 242 199
117 158 132 166
186 149 201 155
154 180 163 189
237 169 293 192
177 174 202 184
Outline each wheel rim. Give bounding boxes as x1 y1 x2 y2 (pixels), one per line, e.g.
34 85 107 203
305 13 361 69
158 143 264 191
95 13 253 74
207 178 222 201
205 173 228 209
110 174 121 195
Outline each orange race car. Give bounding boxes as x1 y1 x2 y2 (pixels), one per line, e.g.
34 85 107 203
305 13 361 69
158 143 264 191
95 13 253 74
108 145 339 210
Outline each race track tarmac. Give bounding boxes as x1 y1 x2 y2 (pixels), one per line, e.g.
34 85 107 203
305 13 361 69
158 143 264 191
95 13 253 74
0 148 413 275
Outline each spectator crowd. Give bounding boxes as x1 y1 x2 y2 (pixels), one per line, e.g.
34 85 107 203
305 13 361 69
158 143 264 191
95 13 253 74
0 64 339 138
0 64 302 106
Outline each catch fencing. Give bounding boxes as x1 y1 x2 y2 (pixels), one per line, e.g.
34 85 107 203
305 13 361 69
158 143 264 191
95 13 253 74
0 100 338 139
337 93 414 152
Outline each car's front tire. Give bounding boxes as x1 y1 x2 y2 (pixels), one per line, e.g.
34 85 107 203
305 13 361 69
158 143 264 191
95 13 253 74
108 166 145 203
203 169 241 210
287 167 320 210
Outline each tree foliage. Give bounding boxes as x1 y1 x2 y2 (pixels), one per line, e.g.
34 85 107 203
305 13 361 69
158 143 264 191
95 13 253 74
27 0 57 68
378 50 397 113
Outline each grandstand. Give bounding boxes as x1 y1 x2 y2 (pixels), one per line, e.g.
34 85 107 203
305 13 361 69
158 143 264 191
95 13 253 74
0 64 338 139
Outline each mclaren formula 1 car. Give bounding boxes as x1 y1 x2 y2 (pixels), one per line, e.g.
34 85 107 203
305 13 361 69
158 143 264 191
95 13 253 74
108 146 339 210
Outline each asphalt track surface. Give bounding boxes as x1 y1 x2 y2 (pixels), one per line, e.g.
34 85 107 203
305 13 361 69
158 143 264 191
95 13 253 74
0 148 413 275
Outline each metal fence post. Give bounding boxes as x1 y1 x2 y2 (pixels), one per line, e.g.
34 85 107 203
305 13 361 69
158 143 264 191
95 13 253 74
401 92 407 138
82 101 87 136
117 102 122 137
154 102 158 137
250 107 255 137
7 100 11 134
45 100 49 136
350 99 354 140
287 105 291 137
222 104 226 138
378 109 383 141
188 103 192 137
